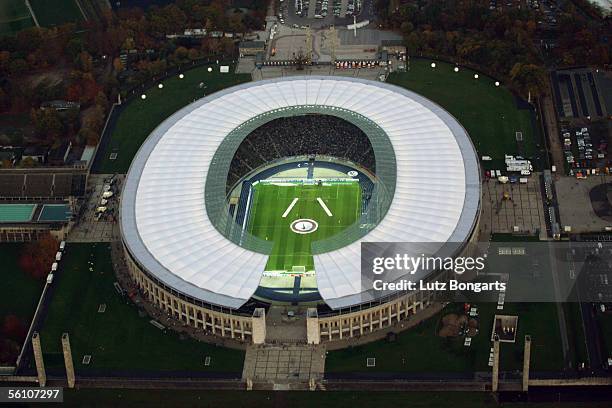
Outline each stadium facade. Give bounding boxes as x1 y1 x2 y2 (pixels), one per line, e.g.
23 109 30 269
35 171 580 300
120 76 481 345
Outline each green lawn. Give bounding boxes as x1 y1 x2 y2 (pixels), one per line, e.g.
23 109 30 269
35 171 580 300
326 302 563 374
95 65 251 174
388 59 540 167
563 302 589 368
0 244 44 323
29 0 83 27
248 181 361 271
597 311 612 358
0 244 45 365
39 243 244 374
0 0 35 36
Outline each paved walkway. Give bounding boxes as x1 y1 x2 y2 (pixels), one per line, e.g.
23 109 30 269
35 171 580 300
242 344 326 388
68 174 123 242
480 174 547 237
265 306 308 344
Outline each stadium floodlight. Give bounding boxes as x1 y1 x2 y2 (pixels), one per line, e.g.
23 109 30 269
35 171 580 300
454 67 459 72
474 74 479 79
141 94 146 100
430 62 436 68
495 81 500 87
179 73 185 79
158 84 163 89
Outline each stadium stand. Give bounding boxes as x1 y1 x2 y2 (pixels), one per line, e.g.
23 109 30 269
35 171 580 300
228 114 375 190
24 174 53 198
52 174 73 197
0 175 25 197
0 169 87 199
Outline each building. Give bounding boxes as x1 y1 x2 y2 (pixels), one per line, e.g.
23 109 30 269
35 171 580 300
380 39 406 56
21 146 48 165
0 167 87 199
0 202 73 242
120 77 481 345
40 100 80 112
239 41 266 57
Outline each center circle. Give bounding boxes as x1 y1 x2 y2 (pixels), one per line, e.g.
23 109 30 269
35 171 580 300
290 219 319 234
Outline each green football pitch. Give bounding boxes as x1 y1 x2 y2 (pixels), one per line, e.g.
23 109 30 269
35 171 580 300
247 181 362 271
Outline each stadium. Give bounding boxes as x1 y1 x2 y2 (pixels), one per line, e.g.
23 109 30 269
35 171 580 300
120 76 481 344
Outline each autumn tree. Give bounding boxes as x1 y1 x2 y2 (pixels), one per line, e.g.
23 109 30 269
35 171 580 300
510 63 548 98
18 234 58 280
1 315 27 342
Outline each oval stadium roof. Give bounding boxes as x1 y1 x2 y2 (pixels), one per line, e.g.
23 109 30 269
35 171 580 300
120 76 480 310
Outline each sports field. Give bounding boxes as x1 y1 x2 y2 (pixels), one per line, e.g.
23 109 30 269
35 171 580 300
29 0 83 27
94 65 250 174
388 59 541 167
247 181 361 271
0 0 35 36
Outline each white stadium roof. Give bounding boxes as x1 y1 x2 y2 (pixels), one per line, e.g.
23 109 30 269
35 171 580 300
121 76 480 310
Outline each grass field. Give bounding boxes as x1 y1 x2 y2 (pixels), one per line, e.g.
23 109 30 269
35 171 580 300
29 0 83 27
597 311 612 358
95 65 250 174
388 59 541 167
563 302 589 367
39 243 244 374
0 0 35 36
0 244 45 364
326 302 564 374
247 181 361 271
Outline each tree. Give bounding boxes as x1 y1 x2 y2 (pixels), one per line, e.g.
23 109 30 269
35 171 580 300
77 51 94 72
1 315 27 342
113 57 125 72
173 46 190 63
509 63 548 98
18 235 58 280
8 59 27 76
31 108 64 140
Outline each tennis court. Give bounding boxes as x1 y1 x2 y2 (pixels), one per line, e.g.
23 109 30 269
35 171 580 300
0 204 37 223
38 204 72 222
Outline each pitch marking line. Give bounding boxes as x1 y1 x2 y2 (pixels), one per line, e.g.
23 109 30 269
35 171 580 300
282 197 299 218
317 197 333 217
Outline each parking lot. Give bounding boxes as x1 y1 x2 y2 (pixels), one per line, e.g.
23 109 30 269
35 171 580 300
68 174 122 242
480 175 547 237
557 174 612 233
562 124 610 177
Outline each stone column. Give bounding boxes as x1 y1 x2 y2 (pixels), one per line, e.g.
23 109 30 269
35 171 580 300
251 308 266 345
307 308 320 345
492 336 500 392
523 335 531 391
61 333 75 388
31 332 46 387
